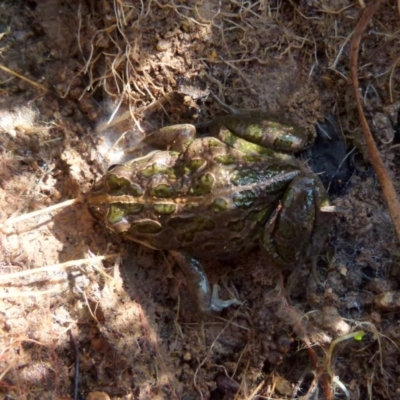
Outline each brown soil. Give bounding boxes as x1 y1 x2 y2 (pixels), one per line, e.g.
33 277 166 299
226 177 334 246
1 1 400 399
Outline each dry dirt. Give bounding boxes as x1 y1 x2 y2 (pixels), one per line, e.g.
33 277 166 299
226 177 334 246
1 1 400 399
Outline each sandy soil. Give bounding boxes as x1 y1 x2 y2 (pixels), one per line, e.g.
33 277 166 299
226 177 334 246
1 1 400 399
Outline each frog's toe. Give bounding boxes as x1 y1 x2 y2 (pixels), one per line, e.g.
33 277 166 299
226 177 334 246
210 284 242 312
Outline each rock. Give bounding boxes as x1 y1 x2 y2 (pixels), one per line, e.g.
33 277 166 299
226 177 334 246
374 291 400 311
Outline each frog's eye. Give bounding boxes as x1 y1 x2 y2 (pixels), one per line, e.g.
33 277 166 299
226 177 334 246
107 164 118 172
88 205 105 220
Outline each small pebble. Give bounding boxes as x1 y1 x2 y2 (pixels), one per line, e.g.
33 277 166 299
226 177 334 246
374 291 400 311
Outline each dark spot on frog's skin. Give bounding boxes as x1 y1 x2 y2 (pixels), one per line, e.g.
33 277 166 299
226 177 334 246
230 168 260 186
248 206 273 222
184 202 199 211
231 237 244 247
168 215 216 242
108 203 144 224
227 219 245 232
149 183 174 198
231 165 298 187
233 190 256 208
273 132 296 150
237 245 247 253
207 138 223 148
189 173 214 195
209 197 228 213
141 163 176 179
203 243 216 252
108 174 143 197
242 154 263 162
264 179 292 195
187 159 206 173
275 243 297 264
131 219 162 234
214 154 236 165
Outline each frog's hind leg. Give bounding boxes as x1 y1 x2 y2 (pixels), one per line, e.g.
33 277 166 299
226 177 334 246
213 114 309 153
170 251 241 314
261 173 331 269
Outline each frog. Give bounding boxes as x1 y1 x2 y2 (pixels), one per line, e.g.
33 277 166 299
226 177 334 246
86 114 331 313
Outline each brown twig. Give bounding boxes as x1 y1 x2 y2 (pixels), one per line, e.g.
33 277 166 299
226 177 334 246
350 0 400 243
0 64 48 93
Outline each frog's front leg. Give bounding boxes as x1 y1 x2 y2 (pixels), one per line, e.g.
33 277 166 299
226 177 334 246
170 251 241 314
262 173 331 268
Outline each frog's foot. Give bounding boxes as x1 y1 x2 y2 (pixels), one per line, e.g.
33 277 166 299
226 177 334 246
211 284 241 313
170 251 240 314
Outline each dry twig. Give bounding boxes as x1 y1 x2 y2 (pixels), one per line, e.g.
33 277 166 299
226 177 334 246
0 64 48 93
350 0 400 243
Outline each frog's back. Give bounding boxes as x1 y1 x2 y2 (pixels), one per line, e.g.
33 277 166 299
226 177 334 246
88 137 301 259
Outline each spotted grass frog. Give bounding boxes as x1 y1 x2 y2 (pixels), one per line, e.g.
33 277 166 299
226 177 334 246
87 114 330 313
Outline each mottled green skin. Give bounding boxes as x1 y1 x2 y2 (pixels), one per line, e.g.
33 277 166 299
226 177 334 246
87 115 330 312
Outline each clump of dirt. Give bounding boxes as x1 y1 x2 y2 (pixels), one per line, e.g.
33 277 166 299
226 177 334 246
1 1 400 399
